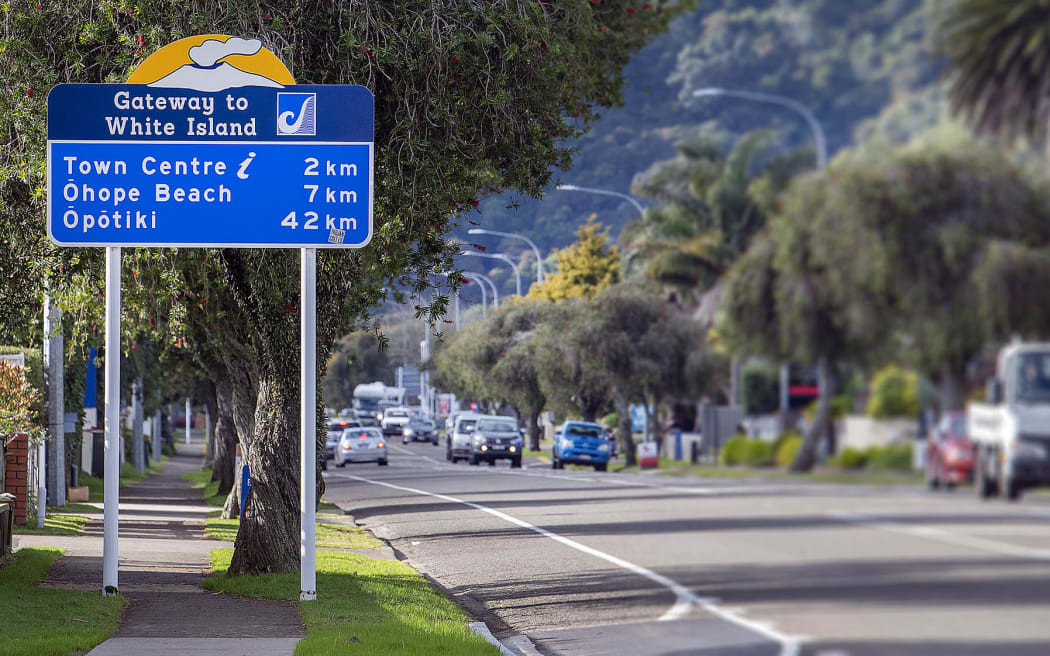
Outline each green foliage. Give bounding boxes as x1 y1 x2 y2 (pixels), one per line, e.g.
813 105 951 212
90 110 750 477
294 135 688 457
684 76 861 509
0 359 44 441
937 0 1050 144
774 433 802 468
529 218 621 302
828 447 869 470
866 365 919 419
740 361 779 415
600 412 620 430
720 434 749 466
323 332 391 411
721 435 774 467
866 443 913 471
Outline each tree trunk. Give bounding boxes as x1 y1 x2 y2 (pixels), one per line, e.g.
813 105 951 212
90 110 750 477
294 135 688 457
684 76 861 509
221 483 240 520
616 393 636 466
939 362 967 412
790 358 834 472
650 393 666 454
228 373 300 575
527 410 541 452
202 380 217 472
211 378 237 497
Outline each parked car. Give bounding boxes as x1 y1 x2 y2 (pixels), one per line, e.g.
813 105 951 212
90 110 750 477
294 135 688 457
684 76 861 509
403 416 438 445
334 427 388 467
469 416 523 468
927 411 974 489
553 421 613 471
381 407 413 436
447 413 480 463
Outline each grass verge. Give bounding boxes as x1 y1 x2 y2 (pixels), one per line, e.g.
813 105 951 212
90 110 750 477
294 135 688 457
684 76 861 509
204 518 383 550
612 459 924 485
204 548 499 655
13 514 90 536
1 547 123 656
82 455 169 501
181 468 226 506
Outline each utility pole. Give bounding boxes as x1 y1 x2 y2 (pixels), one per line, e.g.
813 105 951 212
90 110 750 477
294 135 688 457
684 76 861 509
132 378 145 474
185 398 191 444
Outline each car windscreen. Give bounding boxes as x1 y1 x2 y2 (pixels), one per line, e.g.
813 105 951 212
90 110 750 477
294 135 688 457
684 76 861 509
408 419 434 429
457 419 477 433
354 398 379 411
344 428 383 441
478 419 517 433
1017 352 1050 403
387 410 408 418
566 425 603 439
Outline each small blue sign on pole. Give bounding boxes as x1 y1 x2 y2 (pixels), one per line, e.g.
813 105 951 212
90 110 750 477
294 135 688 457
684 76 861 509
240 464 251 520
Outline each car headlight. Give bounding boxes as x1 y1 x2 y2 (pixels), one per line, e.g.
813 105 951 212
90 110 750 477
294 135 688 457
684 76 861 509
404 429 415 436
509 445 517 453
560 437 574 450
598 443 610 452
377 413 384 421
1015 440 1048 460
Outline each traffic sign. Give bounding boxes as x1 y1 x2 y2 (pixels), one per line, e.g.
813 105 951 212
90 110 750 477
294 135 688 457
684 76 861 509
47 83 373 247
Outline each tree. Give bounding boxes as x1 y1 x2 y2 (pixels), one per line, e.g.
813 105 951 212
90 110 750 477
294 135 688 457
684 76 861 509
533 299 611 422
2 1 680 575
528 217 622 302
937 0 1050 145
323 333 391 411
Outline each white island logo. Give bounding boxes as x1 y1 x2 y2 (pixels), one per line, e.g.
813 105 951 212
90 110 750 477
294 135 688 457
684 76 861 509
277 93 316 136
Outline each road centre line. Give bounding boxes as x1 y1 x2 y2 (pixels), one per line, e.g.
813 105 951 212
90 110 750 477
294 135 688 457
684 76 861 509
828 510 1050 561
333 471 802 656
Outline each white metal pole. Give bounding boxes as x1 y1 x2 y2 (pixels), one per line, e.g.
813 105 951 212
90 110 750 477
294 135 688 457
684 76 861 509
185 398 191 444
103 246 121 596
36 438 46 529
44 293 65 506
454 293 461 331
300 247 317 601
152 410 161 462
132 378 144 474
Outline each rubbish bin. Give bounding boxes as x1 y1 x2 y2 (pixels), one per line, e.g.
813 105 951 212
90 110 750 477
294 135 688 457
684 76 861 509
0 492 14 560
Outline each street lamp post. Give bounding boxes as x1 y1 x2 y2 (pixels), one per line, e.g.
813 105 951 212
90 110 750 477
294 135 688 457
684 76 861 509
555 183 646 217
467 228 546 284
692 87 828 415
467 271 500 309
462 273 489 318
460 251 522 297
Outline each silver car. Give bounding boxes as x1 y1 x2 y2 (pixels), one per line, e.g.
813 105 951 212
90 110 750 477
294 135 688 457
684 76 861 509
334 427 388 467
447 413 480 463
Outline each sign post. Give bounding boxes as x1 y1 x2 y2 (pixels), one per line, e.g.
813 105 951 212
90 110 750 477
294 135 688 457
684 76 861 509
47 35 373 599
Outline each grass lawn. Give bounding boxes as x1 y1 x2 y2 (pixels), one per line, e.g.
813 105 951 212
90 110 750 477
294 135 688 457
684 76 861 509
82 455 169 501
0 547 123 656
50 502 101 514
13 514 90 536
612 459 924 485
204 518 384 550
204 548 499 656
181 468 226 506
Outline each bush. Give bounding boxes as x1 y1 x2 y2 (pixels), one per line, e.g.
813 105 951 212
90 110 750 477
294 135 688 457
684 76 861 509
0 346 45 425
600 412 619 430
828 446 869 469
720 434 749 466
866 365 919 419
774 433 802 467
742 439 773 466
866 443 913 471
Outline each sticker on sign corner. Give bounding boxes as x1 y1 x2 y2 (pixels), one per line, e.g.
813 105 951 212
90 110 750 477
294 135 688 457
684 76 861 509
328 228 346 244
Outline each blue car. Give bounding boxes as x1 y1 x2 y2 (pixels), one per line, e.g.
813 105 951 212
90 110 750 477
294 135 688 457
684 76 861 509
553 421 613 471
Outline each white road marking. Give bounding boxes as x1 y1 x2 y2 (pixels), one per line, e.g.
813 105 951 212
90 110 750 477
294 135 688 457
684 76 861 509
332 471 802 656
829 510 1050 561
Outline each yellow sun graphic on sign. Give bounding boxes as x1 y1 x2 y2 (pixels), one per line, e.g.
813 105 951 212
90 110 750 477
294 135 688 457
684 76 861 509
127 34 296 89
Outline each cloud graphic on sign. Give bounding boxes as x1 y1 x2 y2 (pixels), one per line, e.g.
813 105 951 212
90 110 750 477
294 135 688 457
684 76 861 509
189 37 263 67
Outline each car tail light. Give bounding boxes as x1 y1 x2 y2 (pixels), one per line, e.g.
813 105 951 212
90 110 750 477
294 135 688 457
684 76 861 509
378 442 385 448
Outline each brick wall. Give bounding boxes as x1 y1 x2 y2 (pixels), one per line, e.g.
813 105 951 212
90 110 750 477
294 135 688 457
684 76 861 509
4 433 28 525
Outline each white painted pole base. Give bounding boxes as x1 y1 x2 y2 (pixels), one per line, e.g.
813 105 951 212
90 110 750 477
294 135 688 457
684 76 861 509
300 247 317 601
103 246 121 596
185 398 191 444
36 439 46 529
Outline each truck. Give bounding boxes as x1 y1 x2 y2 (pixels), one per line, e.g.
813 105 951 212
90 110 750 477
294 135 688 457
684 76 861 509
969 341 1050 501
352 382 405 422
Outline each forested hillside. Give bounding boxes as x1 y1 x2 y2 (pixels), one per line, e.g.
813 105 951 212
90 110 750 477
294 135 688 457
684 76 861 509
463 0 942 290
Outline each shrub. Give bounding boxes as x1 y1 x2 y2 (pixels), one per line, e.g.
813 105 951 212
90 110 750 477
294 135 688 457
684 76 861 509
866 443 913 471
742 439 773 466
720 434 750 466
828 446 869 469
774 434 802 467
0 360 45 440
866 365 919 419
600 412 619 430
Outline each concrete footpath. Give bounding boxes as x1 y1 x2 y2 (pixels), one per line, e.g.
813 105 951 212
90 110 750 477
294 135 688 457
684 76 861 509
16 435 305 656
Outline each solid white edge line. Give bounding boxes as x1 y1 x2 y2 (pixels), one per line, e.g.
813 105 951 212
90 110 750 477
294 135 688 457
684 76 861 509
334 471 801 656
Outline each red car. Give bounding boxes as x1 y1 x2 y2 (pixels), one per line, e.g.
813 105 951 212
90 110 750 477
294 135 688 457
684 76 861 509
926 412 975 489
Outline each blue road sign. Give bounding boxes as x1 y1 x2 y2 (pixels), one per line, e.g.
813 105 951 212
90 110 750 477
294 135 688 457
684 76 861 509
47 84 373 248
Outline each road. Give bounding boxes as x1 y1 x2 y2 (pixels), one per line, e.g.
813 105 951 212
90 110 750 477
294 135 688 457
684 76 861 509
322 441 1050 656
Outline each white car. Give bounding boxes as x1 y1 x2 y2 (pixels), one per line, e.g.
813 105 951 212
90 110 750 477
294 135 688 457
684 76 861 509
446 412 481 463
381 407 414 436
334 427 388 467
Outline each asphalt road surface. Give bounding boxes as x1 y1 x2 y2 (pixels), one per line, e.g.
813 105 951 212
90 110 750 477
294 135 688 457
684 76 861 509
323 442 1050 656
